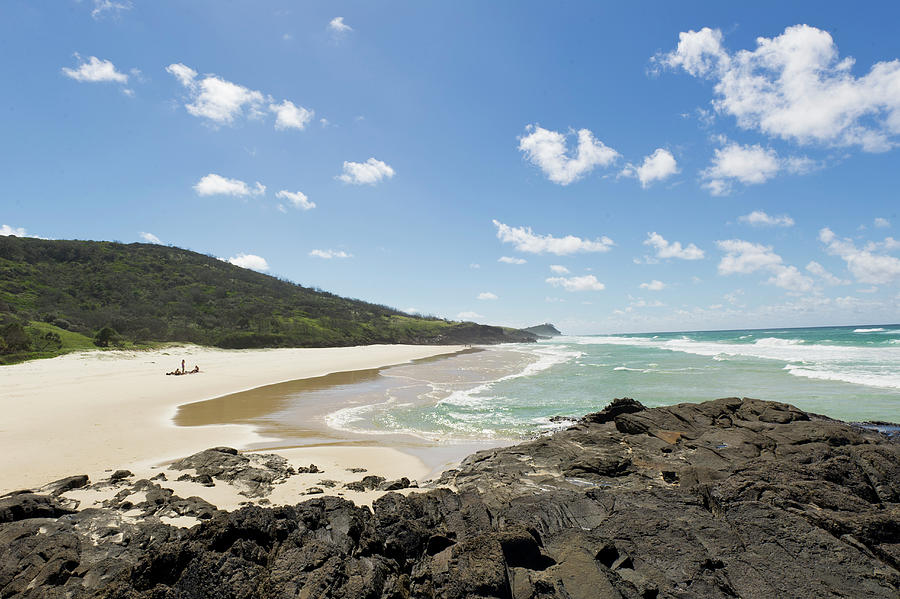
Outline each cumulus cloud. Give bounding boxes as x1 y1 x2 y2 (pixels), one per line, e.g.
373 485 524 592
0 224 29 237
620 148 679 188
62 55 128 84
819 227 900 284
518 125 619 185
498 256 527 265
139 232 161 244
309 249 352 259
457 311 483 320
701 143 781 195
167 63 312 130
337 158 395 185
874 217 891 228
640 280 666 291
493 220 614 255
167 63 266 124
806 261 846 285
194 174 266 197
546 274 606 292
549 265 570 274
228 253 269 272
270 100 314 130
738 210 795 227
329 17 353 34
477 292 498 300
643 232 704 260
658 24 900 152
716 239 813 292
276 190 315 211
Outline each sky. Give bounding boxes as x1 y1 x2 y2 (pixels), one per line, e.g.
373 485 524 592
2 1 900 334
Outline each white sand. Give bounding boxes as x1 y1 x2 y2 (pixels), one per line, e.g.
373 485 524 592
0 344 464 497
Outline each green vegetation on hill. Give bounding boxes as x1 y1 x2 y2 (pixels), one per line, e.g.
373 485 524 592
521 323 562 338
0 236 534 362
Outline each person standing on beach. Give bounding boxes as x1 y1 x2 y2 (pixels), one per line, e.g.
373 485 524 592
181 359 185 374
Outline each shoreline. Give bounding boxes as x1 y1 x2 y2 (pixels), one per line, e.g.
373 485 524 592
0 343 468 500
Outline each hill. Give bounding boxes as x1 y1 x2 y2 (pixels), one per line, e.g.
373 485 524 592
521 323 562 338
0 236 535 362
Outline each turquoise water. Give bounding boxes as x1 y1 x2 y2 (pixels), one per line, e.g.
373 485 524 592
324 325 900 442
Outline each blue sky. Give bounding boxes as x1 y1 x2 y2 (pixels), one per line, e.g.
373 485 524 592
2 1 900 334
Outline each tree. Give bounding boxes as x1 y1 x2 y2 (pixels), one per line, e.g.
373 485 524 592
94 326 118 348
0 322 30 354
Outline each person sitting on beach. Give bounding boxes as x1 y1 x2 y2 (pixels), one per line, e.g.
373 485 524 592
190 365 200 374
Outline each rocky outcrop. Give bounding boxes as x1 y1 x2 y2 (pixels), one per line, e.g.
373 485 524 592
168 447 299 497
1 397 898 598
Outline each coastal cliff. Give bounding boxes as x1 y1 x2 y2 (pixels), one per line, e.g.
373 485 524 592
1 397 897 598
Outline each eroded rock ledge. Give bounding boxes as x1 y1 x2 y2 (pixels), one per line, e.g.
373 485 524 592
1 397 898 598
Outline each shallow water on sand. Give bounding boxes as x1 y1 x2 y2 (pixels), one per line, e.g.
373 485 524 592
175 325 900 452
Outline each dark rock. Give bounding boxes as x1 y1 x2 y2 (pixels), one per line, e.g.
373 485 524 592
345 475 387 492
109 470 133 482
39 475 90 496
346 467 367 473
296 464 320 474
317 480 338 488
168 447 295 497
377 478 411 492
2 397 898 598
582 397 647 424
0 493 76 523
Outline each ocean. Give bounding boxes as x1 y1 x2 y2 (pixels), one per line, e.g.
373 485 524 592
177 325 900 453
324 324 900 442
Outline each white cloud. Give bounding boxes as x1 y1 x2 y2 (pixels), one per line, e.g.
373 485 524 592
457 311 483 320
865 237 900 252
337 158 395 185
276 190 315 211
228 253 269 272
90 0 132 20
498 256 527 265
0 224 29 237
643 232 704 260
139 232 161 244
620 148 679 188
477 292 498 301
738 210 795 227
701 143 780 195
62 55 128 84
546 275 606 292
518 125 619 185
329 17 353 34
874 217 891 228
493 220 614 255
716 239 813 292
270 100 314 130
309 249 352 259
166 63 197 87
549 264 570 274
819 227 900 284
194 174 266 197
469 263 481 269
806 261 846 285
640 280 666 291
167 63 266 125
658 24 900 152
716 239 783 274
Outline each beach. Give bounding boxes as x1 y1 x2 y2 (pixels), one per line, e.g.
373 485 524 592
0 344 467 506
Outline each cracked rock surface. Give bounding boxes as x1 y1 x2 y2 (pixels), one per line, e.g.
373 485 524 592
1 397 898 598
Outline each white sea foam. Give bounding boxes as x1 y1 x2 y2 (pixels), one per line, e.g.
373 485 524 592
854 328 886 333
564 335 900 390
753 337 804 346
437 345 581 408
